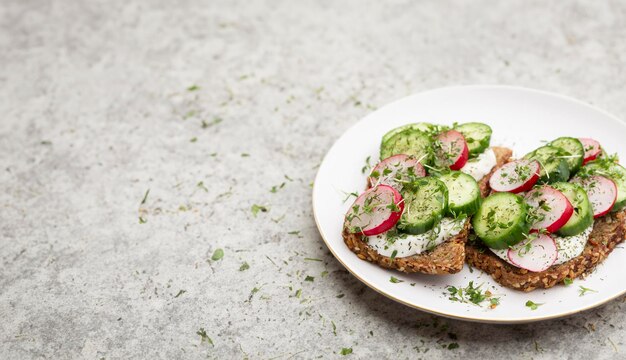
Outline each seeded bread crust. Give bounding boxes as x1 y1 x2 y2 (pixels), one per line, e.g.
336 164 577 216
343 221 471 274
465 210 626 292
343 146 513 275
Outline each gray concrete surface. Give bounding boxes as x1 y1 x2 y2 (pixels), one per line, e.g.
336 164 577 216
1 0 626 359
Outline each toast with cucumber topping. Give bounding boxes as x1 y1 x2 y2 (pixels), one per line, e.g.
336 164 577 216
466 210 625 291
343 122 512 274
467 138 626 291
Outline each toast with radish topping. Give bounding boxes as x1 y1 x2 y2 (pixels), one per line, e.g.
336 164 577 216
467 137 626 291
343 122 512 274
466 210 625 291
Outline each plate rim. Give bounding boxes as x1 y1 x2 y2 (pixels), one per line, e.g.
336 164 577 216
311 84 626 324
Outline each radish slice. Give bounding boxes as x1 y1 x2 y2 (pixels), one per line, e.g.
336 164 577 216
345 185 404 236
489 159 540 193
368 154 426 189
507 233 558 272
571 175 617 218
579 138 602 164
524 185 574 233
434 130 469 170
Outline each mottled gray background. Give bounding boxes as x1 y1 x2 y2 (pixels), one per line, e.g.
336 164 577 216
1 0 625 359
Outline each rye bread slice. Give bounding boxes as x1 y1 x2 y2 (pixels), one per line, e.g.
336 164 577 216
343 221 471 274
465 210 626 292
342 146 513 275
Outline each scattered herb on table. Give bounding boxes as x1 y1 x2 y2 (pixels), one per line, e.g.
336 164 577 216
190 137 197 143
248 287 260 301
390 276 403 283
251 204 269 217
305 276 314 282
447 343 459 350
265 255 279 269
239 262 250 271
174 290 186 298
304 257 323 262
196 181 208 192
340 348 353 356
295 289 302 298
196 328 214 346
336 294 344 298
270 182 286 193
211 248 224 261
525 300 543 310
288 230 301 236
331 321 337 336
271 215 286 223
183 110 196 119
187 85 200 91
216 189 233 200
241 153 250 157
202 117 222 128
140 189 150 205
138 217 147 224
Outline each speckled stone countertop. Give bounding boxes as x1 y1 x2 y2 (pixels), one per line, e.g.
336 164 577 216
1 1 626 359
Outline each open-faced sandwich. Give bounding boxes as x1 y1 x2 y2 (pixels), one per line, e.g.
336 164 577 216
466 137 626 291
343 122 512 274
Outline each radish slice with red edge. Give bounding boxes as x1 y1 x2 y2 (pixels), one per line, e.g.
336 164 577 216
345 185 404 236
571 175 617 218
434 130 469 170
524 185 574 233
579 138 602 164
489 159 540 193
507 233 558 272
368 154 426 189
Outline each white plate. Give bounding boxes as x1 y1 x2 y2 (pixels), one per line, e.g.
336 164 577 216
312 85 626 323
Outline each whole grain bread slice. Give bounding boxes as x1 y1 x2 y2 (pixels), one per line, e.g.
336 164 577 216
465 210 626 291
343 221 471 274
342 146 513 275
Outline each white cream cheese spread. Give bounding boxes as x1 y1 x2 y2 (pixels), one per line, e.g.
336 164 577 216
366 218 465 258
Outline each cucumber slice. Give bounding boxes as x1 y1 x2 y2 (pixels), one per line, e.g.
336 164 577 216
437 171 481 216
549 137 584 175
397 177 448 235
472 192 530 250
381 122 436 144
583 160 626 211
523 145 570 183
551 182 593 236
380 128 433 164
454 122 492 156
